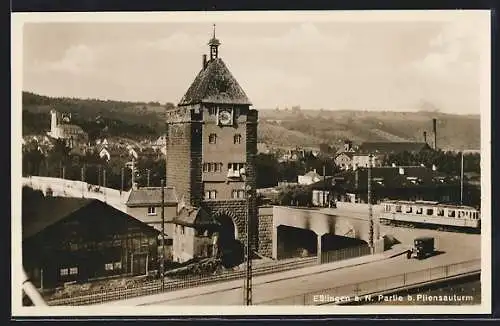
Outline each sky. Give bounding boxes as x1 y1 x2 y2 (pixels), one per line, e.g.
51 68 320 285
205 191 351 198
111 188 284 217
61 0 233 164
21 12 488 114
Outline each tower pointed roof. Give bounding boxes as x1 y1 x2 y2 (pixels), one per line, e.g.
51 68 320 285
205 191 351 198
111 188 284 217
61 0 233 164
178 28 251 107
179 58 252 106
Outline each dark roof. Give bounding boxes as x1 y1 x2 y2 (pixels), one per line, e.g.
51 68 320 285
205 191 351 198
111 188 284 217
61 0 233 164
335 152 354 159
170 206 218 227
126 187 178 207
310 166 456 191
22 196 95 240
178 58 252 106
357 142 431 155
22 195 160 241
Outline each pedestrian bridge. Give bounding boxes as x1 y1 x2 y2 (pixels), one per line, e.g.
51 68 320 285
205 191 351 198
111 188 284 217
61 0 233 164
21 176 129 213
272 203 385 260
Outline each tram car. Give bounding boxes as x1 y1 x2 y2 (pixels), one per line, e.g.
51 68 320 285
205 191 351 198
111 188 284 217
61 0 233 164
378 200 480 233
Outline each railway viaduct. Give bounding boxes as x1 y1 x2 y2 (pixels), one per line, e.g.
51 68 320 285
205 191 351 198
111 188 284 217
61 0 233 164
271 203 385 261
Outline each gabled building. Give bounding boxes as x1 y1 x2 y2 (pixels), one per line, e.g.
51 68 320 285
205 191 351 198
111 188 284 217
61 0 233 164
169 206 219 263
22 188 159 289
125 186 178 236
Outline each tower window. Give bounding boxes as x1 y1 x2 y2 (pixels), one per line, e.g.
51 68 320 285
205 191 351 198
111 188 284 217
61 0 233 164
234 134 242 144
209 134 217 144
209 107 217 115
204 190 217 200
147 206 157 215
231 189 245 199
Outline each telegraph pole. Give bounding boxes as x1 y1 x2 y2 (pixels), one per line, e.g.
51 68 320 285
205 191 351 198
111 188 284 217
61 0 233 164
241 169 252 306
460 152 464 205
147 169 151 187
81 165 85 198
120 167 124 196
161 179 165 291
62 166 66 180
131 159 135 188
103 168 107 202
368 154 374 253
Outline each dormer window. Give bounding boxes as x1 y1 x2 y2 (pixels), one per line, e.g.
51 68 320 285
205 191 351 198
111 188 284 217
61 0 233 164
234 134 242 144
209 133 217 144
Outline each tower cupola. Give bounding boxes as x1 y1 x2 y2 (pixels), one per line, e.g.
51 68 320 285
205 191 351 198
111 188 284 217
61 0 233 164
208 24 220 60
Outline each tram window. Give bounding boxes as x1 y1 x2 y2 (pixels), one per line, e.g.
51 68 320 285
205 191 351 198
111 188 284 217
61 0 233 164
457 211 463 218
395 205 402 213
437 209 444 216
426 209 434 215
406 206 412 213
416 207 423 214
448 210 455 217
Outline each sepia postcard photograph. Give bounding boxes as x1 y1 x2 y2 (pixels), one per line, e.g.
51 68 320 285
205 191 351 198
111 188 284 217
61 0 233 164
11 10 491 317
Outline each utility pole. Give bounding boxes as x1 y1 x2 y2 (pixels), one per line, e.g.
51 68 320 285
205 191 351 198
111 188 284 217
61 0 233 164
62 166 66 180
242 169 252 306
98 164 102 187
131 159 135 189
322 164 326 207
81 165 85 198
368 154 374 253
121 167 124 196
460 152 464 205
161 179 165 291
147 169 151 187
103 168 107 202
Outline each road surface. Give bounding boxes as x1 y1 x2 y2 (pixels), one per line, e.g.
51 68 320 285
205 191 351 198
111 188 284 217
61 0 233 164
139 228 480 306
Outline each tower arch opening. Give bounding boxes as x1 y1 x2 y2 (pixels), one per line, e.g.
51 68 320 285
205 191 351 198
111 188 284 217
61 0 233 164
213 211 243 268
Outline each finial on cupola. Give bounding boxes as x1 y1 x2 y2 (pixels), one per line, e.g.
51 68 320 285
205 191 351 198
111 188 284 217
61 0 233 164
208 23 221 60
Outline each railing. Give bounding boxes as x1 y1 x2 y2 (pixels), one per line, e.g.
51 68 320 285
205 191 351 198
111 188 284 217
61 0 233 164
46 244 371 306
46 256 318 306
321 246 371 264
257 259 480 305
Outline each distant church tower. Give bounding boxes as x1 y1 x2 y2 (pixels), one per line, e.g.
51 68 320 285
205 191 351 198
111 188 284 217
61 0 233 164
165 26 258 251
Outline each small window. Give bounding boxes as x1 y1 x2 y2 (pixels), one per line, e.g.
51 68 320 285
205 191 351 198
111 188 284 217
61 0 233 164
205 190 217 200
209 107 217 115
69 267 78 275
105 263 114 271
203 163 209 172
232 189 245 199
395 205 402 213
209 134 217 144
60 268 69 276
234 134 242 144
406 206 413 213
437 209 444 216
114 262 122 270
147 206 157 215
426 208 434 215
416 207 423 215
207 163 213 172
448 210 456 217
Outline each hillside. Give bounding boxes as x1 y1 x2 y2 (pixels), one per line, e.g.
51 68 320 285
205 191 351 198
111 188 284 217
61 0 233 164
259 109 481 151
21 92 481 150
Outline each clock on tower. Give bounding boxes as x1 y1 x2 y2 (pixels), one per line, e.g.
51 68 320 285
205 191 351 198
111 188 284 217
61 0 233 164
217 108 233 126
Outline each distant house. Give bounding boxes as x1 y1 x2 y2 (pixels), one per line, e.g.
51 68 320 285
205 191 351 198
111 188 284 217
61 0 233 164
152 136 167 155
257 142 270 154
169 206 219 263
334 152 354 170
310 166 466 206
47 109 88 148
22 192 159 289
352 153 383 169
298 170 322 185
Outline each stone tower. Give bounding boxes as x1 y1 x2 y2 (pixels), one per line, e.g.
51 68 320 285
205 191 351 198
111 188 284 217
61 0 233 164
165 28 259 251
